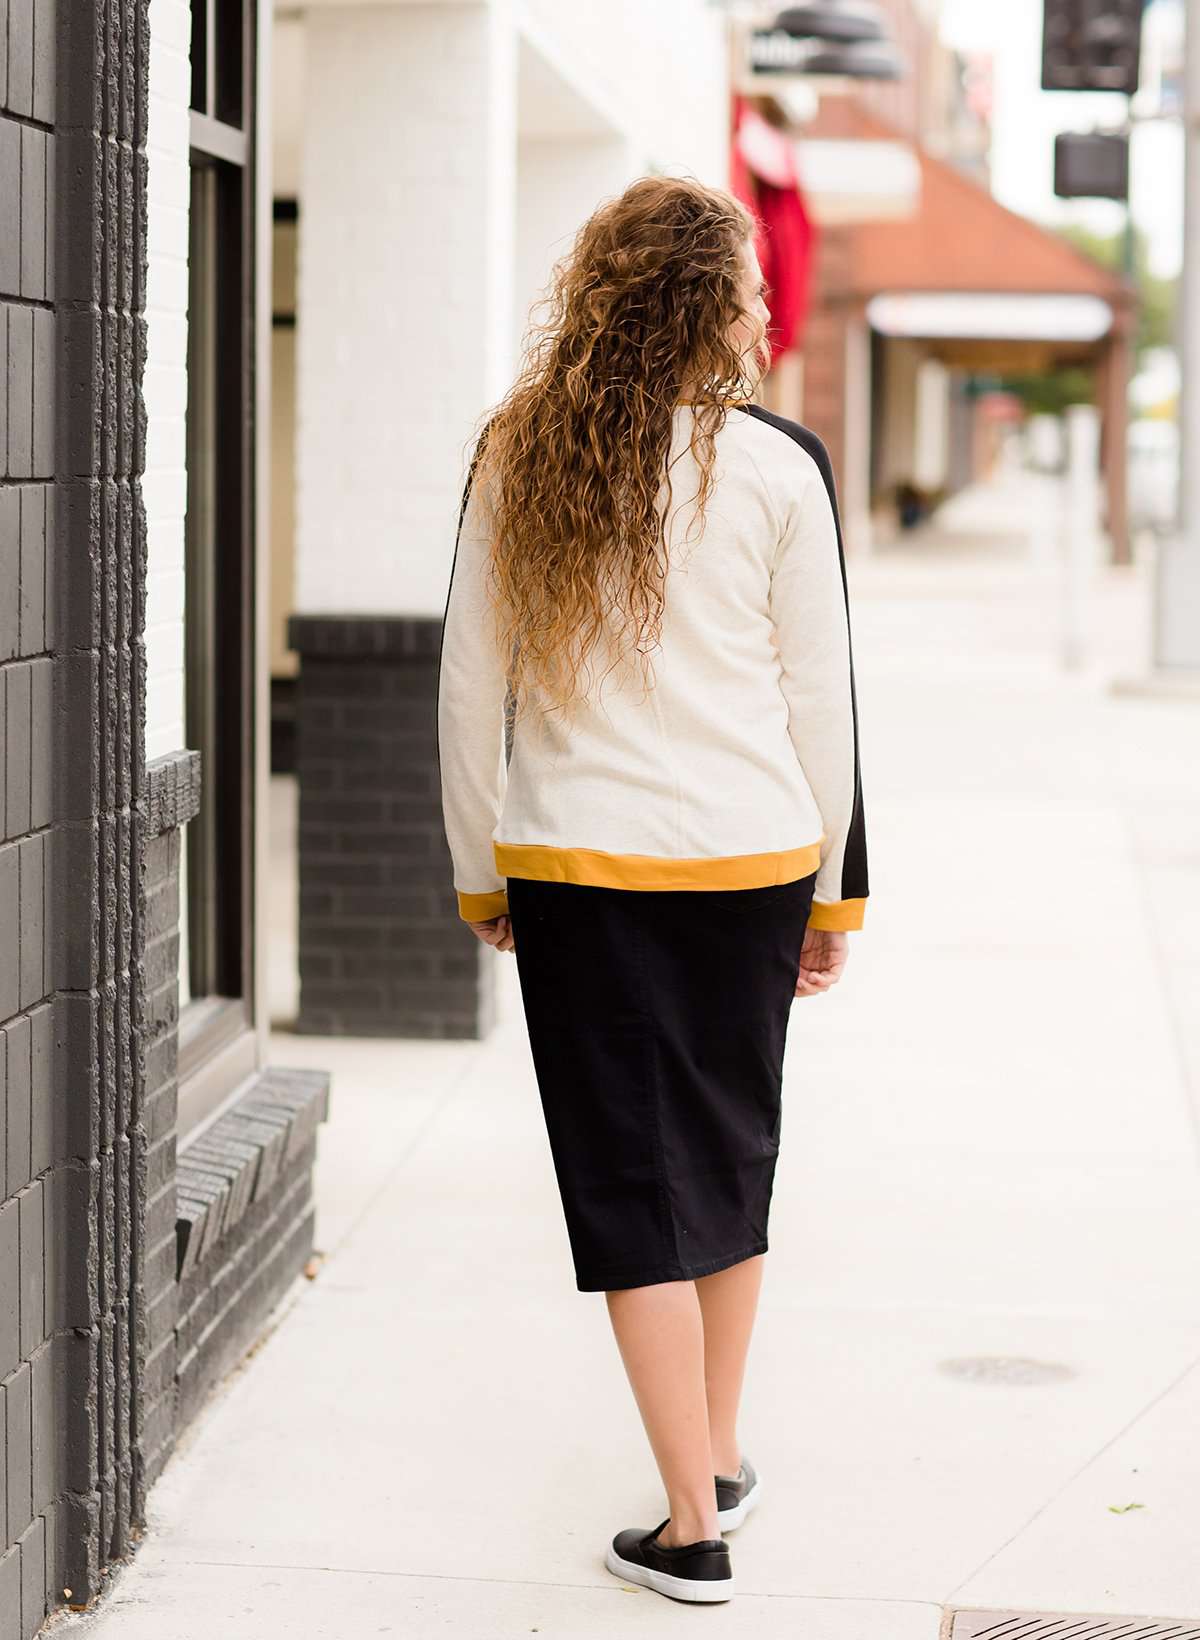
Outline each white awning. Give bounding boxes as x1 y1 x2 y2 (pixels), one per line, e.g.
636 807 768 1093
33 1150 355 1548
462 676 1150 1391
866 291 1114 342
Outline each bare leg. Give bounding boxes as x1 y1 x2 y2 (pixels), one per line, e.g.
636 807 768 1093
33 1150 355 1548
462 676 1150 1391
605 1280 720 1546
694 1254 765 1477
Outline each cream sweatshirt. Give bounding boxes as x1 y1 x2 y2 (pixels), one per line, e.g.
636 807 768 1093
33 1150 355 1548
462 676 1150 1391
436 401 869 932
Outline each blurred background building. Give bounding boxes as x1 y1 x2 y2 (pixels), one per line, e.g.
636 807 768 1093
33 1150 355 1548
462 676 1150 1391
731 0 1137 560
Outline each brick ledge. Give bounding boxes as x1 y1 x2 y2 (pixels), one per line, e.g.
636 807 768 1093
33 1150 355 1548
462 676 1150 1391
145 749 202 837
175 1066 331 1282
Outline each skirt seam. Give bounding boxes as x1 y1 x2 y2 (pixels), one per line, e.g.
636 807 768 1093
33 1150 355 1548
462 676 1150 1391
506 873 813 1295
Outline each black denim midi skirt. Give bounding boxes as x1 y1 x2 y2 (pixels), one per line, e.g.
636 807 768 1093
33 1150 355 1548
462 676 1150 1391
505 869 818 1293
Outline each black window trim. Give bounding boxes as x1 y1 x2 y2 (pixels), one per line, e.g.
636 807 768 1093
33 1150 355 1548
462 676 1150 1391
178 0 259 1136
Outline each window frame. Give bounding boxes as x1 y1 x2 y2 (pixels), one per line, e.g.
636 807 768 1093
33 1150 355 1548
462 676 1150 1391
177 0 259 1135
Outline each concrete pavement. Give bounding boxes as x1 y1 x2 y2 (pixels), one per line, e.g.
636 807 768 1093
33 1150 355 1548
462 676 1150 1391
56 471 1200 1638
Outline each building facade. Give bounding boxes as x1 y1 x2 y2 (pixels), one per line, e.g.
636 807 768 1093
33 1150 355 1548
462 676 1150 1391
0 1 329 1633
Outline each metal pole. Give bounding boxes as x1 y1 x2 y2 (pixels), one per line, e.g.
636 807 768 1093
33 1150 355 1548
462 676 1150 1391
1122 93 1136 281
1062 403 1100 671
1153 0 1200 668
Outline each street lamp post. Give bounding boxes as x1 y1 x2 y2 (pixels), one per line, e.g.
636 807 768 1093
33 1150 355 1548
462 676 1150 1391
1151 0 1200 672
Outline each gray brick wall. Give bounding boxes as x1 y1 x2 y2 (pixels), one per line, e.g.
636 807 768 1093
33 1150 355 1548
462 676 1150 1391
287 615 496 1039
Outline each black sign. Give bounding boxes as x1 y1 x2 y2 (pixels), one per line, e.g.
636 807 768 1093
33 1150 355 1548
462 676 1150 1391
1041 0 1144 95
1053 131 1129 200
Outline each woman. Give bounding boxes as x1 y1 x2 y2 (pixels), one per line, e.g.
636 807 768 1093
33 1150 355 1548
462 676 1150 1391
436 175 868 1605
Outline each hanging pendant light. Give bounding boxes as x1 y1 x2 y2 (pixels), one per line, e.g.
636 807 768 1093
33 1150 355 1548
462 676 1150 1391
748 2 905 82
774 3 886 45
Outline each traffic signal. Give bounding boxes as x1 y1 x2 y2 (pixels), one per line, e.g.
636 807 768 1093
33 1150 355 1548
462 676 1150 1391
1041 0 1144 95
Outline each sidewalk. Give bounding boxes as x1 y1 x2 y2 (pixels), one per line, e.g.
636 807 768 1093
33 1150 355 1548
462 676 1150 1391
58 473 1200 1639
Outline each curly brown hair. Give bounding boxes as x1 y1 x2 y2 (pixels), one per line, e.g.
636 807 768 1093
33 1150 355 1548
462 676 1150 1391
467 175 764 730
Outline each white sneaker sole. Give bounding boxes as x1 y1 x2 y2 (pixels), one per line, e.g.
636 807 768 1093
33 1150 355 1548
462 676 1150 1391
716 1473 761 1531
604 1545 734 1603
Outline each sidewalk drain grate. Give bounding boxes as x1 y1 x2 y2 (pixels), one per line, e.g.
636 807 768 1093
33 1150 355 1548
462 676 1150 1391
948 1611 1200 1640
938 1356 1076 1385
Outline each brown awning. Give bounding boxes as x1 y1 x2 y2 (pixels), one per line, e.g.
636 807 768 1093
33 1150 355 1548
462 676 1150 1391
807 101 1132 323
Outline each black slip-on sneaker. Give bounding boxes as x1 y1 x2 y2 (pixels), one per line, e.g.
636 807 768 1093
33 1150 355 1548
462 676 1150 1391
604 1518 734 1603
715 1457 761 1531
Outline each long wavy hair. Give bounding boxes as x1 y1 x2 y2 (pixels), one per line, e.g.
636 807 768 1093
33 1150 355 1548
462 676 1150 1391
467 175 766 730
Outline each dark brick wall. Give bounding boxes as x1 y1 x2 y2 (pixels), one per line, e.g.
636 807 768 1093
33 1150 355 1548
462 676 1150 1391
136 750 200 1501
47 0 156 1618
287 614 495 1039
174 1068 329 1429
135 752 331 1514
0 0 161 1630
1 3 73 1634
0 5 333 1632
139 760 331 1489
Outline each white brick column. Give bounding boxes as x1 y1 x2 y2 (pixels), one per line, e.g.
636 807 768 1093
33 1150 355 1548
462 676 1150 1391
294 0 518 618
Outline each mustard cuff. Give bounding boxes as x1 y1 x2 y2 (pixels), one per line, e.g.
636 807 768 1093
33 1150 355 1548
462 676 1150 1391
457 889 510 922
808 897 867 932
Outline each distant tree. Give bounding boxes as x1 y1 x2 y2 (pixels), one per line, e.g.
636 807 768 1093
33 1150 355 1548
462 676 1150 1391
1055 223 1175 355
1000 366 1095 417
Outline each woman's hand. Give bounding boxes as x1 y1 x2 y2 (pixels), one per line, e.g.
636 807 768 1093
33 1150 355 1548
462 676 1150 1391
467 914 515 954
795 928 848 996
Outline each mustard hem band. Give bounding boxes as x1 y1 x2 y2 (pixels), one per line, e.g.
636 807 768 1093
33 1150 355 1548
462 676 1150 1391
492 837 826 894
